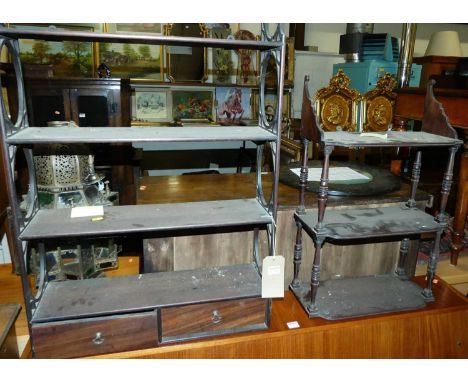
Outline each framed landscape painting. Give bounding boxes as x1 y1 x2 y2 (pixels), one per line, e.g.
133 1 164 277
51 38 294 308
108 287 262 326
100 23 163 80
115 23 162 35
9 23 96 77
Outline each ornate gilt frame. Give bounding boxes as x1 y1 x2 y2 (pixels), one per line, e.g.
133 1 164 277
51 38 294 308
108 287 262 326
314 69 360 132
164 23 209 83
362 73 397 132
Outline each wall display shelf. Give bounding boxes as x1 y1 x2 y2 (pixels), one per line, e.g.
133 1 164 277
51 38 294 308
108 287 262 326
290 75 462 320
0 24 286 358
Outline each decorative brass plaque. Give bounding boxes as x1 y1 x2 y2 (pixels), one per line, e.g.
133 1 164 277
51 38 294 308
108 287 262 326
321 95 349 131
367 96 393 132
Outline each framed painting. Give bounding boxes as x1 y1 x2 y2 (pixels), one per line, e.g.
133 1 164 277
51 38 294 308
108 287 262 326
233 29 259 86
8 23 96 77
100 23 163 80
208 24 234 84
252 90 291 122
265 36 295 88
114 23 162 35
132 88 172 124
172 88 214 122
215 87 252 125
164 23 209 83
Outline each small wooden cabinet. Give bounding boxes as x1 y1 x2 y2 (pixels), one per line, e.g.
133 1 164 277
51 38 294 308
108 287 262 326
24 78 130 128
24 78 135 205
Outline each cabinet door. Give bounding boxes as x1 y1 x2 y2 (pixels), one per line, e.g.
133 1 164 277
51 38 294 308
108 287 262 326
26 88 71 127
70 87 121 127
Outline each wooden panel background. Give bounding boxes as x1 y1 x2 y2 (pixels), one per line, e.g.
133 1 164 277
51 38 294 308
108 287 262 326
144 205 418 288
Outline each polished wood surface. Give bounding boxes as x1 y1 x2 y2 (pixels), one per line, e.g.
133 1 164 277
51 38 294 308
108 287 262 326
395 87 468 265
139 173 427 284
0 303 21 358
87 276 468 358
138 172 424 208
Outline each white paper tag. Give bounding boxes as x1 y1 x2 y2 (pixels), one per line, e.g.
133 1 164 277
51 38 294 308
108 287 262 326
262 256 284 298
79 113 86 118
287 321 300 329
70 205 104 218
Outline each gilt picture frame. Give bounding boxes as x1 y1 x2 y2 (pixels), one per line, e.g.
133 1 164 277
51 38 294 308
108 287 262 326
164 23 209 83
100 23 164 80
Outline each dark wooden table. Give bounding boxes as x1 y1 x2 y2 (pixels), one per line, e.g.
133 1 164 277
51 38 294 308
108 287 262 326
395 86 468 265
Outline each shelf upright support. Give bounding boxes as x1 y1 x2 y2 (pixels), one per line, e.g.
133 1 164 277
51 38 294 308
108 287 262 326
315 144 334 234
423 144 458 300
255 24 286 262
307 235 325 315
0 36 41 330
396 238 410 279
291 137 310 288
406 150 422 208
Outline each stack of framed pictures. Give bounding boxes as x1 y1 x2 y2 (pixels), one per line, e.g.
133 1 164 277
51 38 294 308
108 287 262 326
131 85 291 126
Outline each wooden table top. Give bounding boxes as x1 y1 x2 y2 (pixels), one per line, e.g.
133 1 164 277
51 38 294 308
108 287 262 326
137 172 427 210
0 303 21 345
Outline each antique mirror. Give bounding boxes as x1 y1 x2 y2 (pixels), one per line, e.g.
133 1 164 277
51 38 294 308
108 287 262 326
164 23 208 82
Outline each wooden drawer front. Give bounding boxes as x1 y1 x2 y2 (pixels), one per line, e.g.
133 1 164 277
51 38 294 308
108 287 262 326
32 311 158 358
160 298 268 343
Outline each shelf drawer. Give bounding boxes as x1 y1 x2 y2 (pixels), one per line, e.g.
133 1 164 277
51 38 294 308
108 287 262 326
159 298 269 344
32 311 158 358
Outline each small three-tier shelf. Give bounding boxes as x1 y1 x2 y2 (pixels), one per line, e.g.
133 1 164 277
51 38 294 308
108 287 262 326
290 76 462 320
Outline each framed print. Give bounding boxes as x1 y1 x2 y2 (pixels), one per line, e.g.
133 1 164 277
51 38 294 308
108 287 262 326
8 23 96 77
172 89 214 122
164 23 209 83
209 24 234 84
215 87 252 125
252 90 291 122
114 23 162 35
265 36 295 88
233 29 259 86
100 23 163 80
132 88 172 123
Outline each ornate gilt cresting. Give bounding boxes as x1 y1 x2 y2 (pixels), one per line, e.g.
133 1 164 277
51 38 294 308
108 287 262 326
314 69 360 132
362 73 397 132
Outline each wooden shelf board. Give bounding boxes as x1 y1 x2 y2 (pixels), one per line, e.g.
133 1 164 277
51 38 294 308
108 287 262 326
7 126 278 145
32 263 261 323
20 198 272 240
296 204 442 240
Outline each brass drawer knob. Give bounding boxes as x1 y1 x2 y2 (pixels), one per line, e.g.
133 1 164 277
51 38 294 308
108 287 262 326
92 332 105 345
211 310 222 324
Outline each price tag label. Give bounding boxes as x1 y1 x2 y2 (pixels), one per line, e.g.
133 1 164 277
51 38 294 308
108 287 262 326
262 256 284 298
71 205 104 218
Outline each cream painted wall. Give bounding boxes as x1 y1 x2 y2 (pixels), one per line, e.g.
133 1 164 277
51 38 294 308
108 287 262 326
304 23 468 56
